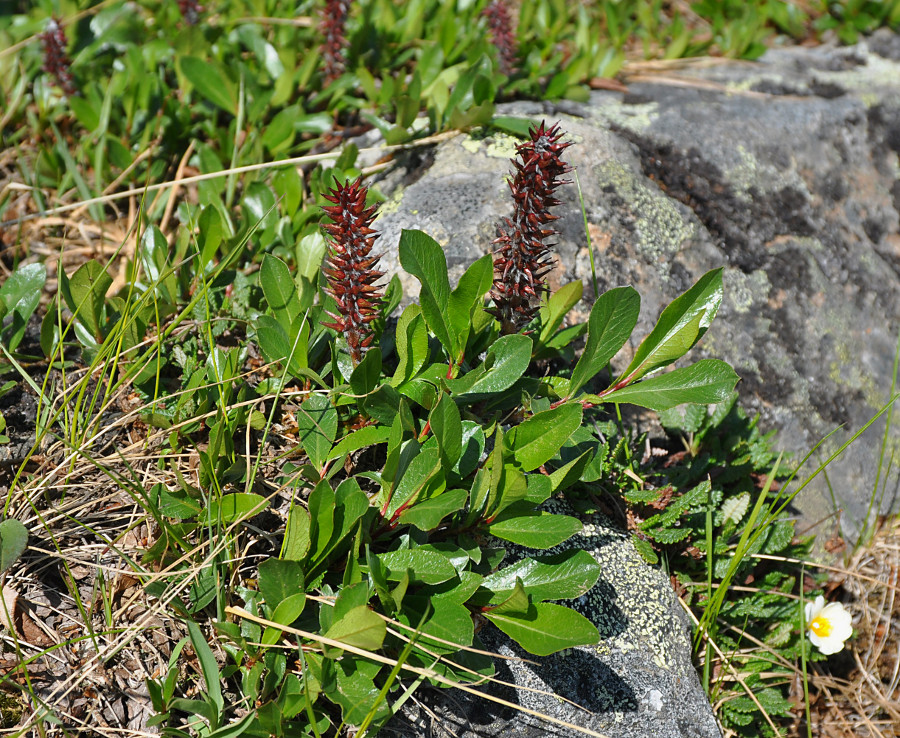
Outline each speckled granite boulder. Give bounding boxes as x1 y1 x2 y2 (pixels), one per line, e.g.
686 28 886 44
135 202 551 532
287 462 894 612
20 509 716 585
396 508 721 738
373 32 900 544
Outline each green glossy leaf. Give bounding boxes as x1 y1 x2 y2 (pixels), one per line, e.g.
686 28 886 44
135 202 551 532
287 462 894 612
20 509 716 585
180 55 236 113
295 394 337 470
487 508 582 549
386 446 442 518
262 593 308 646
486 576 529 615
332 659 389 725
455 421 485 478
475 550 601 606
548 450 592 492
361 383 404 425
538 280 583 346
430 393 462 470
60 260 111 340
505 403 583 472
306 480 336 564
0 519 28 574
205 493 268 525
256 314 307 376
445 334 532 399
398 229 453 353
349 347 382 397
447 253 493 356
598 359 740 411
296 231 327 282
324 605 386 651
283 506 311 560
567 286 640 397
258 559 305 607
485 603 599 656
260 255 301 331
524 474 553 504
398 488 468 530
306 478 368 573
376 549 457 584
391 304 429 387
0 263 45 352
618 268 723 383
399 595 474 655
327 425 392 462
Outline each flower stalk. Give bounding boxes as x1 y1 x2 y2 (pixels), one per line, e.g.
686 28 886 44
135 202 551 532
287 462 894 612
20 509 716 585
320 177 384 365
489 121 572 334
482 0 518 76
40 18 77 97
320 0 351 86
177 0 203 25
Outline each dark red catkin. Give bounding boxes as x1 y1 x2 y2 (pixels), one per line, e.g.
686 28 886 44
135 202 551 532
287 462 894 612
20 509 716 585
320 0 351 86
482 0 518 76
321 177 384 365
177 0 203 25
489 121 572 334
40 18 77 97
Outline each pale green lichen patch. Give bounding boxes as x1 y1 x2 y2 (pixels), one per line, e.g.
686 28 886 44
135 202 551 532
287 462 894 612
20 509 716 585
460 132 520 159
725 268 771 314
374 186 406 218
827 322 889 411
815 54 900 95
592 98 659 134
724 144 808 201
596 160 694 265
577 519 681 670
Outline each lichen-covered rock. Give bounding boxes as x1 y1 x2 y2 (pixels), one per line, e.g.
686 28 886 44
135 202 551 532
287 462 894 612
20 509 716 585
374 34 900 545
397 510 720 738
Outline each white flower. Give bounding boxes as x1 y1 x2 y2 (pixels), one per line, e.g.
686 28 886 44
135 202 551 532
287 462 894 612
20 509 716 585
805 595 853 655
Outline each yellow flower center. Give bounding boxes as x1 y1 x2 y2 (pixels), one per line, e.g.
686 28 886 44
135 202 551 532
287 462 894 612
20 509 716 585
810 614 832 637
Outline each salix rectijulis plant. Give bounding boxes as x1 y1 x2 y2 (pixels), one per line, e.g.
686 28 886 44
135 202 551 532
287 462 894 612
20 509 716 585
215 121 739 735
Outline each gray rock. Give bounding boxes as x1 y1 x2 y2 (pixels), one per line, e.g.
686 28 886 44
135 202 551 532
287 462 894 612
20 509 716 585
395 509 720 738
373 36 900 545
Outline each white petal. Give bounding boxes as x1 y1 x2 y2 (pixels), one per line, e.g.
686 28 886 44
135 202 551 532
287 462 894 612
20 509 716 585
805 595 825 623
